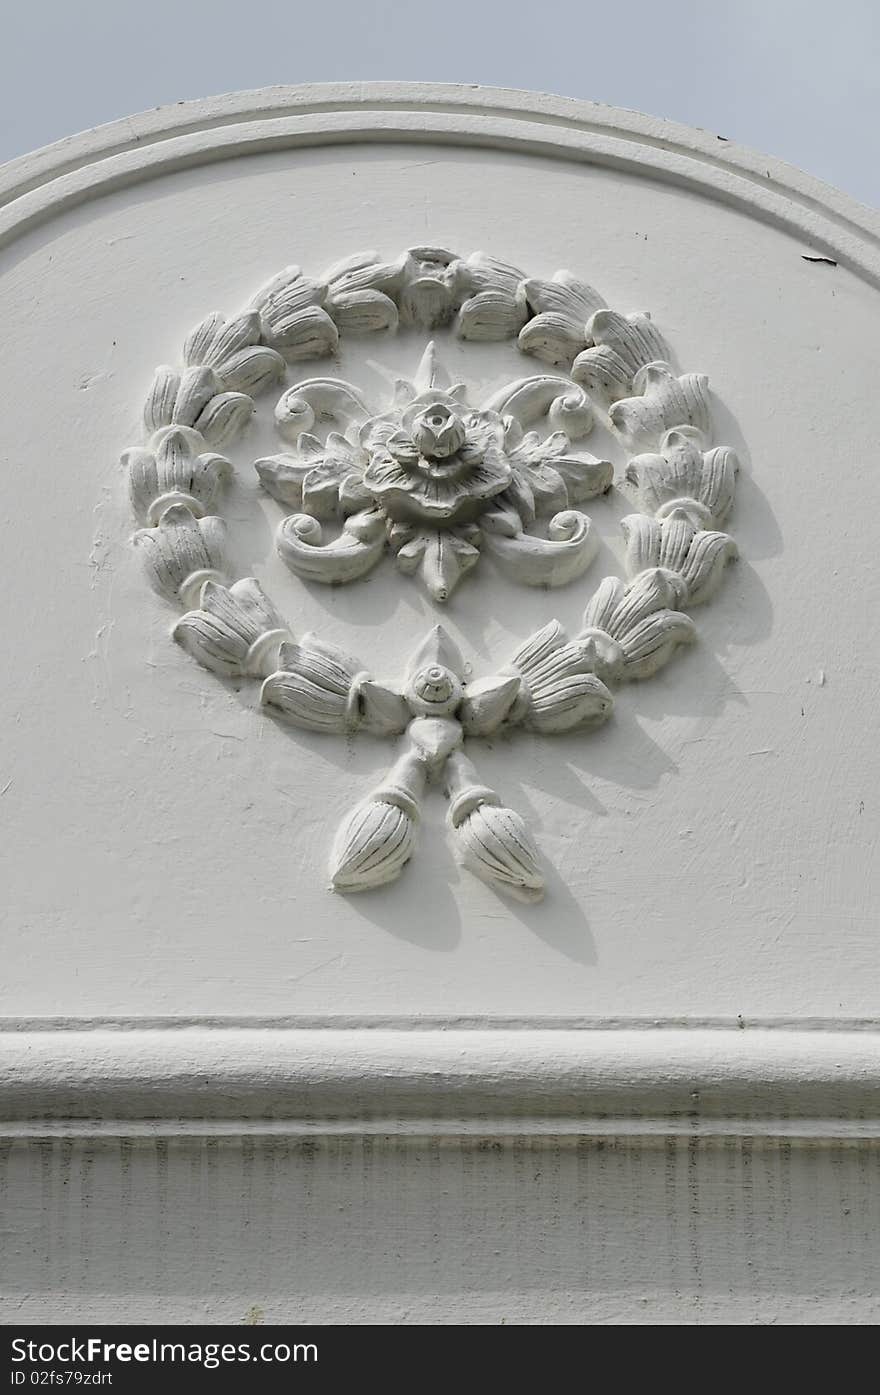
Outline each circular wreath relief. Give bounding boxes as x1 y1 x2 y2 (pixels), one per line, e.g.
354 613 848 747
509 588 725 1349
126 247 739 900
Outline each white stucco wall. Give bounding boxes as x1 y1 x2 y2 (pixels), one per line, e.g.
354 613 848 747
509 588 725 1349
1 85 878 1323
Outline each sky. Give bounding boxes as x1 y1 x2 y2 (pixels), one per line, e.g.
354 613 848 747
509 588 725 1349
0 0 878 208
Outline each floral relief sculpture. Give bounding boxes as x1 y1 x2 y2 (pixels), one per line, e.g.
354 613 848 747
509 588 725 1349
126 246 740 900
255 342 610 601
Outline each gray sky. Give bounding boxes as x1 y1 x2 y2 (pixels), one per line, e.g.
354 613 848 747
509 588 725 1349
1 0 878 207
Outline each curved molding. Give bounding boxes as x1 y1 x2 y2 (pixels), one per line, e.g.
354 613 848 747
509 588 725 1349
2 83 879 287
1 1021 879 1140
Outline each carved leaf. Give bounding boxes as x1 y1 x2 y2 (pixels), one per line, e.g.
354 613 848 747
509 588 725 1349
507 430 613 513
391 527 482 602
614 609 697 679
254 452 312 509
260 432 368 521
483 510 598 587
274 378 370 443
462 252 527 296
482 376 593 442
276 510 386 585
249 267 327 335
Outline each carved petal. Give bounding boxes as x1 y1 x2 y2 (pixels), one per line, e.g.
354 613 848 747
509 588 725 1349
194 392 254 447
457 290 527 341
254 452 312 508
173 578 291 678
407 625 465 680
330 800 418 892
580 570 695 680
518 272 606 366
570 344 634 403
483 510 597 587
623 510 736 605
524 671 613 734
458 676 521 736
183 310 261 370
330 748 427 891
143 366 181 433
507 621 614 732
625 427 738 527
609 364 711 449
327 289 399 334
125 427 229 524
276 510 386 585
453 801 544 899
173 366 222 428
674 527 738 604
357 682 411 736
322 249 407 296
616 609 696 679
133 505 227 607
265 306 339 360
216 345 285 395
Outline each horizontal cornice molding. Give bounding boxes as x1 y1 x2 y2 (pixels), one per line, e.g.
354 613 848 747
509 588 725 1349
1 83 879 286
3 1021 880 1140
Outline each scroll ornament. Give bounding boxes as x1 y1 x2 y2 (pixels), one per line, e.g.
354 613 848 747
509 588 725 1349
126 247 740 900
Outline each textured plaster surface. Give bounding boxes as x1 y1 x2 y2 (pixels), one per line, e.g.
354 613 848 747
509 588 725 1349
1 135 878 1019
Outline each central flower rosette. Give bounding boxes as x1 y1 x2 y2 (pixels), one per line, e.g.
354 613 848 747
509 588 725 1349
255 343 615 600
362 394 511 527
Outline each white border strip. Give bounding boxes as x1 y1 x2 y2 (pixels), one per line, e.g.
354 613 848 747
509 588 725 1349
3 1026 879 1138
1 83 879 283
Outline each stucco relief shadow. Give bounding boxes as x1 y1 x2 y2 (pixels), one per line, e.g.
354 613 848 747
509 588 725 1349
484 861 597 966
